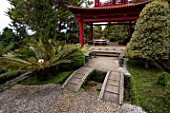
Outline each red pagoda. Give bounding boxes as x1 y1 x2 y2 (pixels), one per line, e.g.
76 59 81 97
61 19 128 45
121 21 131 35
68 0 152 47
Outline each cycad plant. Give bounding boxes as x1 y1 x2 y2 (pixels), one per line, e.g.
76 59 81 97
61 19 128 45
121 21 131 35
0 34 83 81
0 43 14 56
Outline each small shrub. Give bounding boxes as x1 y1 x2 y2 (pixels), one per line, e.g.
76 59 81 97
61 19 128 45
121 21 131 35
60 46 85 70
157 72 170 86
88 70 106 83
124 76 138 104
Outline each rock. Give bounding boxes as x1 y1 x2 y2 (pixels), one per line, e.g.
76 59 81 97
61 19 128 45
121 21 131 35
86 81 97 86
96 83 102 91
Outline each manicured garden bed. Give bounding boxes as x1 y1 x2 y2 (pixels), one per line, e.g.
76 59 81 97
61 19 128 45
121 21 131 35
81 70 106 95
125 60 170 113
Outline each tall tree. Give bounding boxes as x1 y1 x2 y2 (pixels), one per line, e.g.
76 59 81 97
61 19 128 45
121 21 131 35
7 0 83 39
0 27 20 49
126 0 170 68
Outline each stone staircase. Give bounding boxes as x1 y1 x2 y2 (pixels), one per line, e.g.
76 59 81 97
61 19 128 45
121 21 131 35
90 50 121 57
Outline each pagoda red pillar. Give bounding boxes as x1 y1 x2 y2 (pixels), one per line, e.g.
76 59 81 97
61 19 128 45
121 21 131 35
90 23 93 41
79 19 84 47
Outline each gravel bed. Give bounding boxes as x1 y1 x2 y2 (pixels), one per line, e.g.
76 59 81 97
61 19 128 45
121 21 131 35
120 103 146 113
0 84 146 113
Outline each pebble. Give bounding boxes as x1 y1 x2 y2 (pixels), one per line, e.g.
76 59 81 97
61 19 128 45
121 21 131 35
0 84 146 113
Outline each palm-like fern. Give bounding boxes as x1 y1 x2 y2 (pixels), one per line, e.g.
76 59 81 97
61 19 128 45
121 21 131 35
0 35 83 81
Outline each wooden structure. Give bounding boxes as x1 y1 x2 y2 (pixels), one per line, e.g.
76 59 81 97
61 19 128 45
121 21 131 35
68 0 151 47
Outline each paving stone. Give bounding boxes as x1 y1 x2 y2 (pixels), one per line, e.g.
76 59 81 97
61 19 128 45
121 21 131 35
73 73 85 79
105 85 119 94
109 74 120 81
107 80 120 86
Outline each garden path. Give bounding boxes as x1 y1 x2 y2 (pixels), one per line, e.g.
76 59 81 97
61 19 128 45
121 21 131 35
63 48 124 110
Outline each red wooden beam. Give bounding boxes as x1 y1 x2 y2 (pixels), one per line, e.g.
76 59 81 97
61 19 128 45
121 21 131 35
83 16 139 22
79 19 84 47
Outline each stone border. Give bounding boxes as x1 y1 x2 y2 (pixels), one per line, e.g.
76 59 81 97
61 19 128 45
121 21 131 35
119 71 124 105
0 71 32 92
98 71 111 99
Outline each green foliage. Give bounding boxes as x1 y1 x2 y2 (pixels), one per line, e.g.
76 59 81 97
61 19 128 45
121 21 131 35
106 25 128 42
0 34 83 81
86 70 107 83
126 0 170 60
87 70 106 83
81 70 106 93
124 76 138 104
7 0 84 39
157 72 170 86
0 43 14 56
93 26 103 39
20 71 73 85
102 24 128 42
126 60 169 113
60 47 85 70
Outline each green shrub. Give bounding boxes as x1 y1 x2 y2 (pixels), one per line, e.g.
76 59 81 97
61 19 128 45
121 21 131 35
60 46 85 70
157 72 170 86
88 70 106 83
124 76 138 104
163 79 170 112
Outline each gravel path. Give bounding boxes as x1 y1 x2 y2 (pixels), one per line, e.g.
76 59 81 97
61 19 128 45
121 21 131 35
0 84 146 113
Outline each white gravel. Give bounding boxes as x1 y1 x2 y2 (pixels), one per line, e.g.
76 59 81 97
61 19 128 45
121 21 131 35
0 84 146 113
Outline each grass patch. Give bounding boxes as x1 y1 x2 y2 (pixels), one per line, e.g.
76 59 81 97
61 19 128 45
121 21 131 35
20 71 73 85
126 60 169 113
81 70 107 95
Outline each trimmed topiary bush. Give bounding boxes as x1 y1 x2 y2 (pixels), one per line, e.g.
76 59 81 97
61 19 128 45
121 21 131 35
126 0 170 68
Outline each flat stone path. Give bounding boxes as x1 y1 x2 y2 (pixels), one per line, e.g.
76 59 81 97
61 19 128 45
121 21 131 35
62 67 93 92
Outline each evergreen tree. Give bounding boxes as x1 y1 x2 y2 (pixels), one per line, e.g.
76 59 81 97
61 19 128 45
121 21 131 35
126 0 170 68
7 0 83 39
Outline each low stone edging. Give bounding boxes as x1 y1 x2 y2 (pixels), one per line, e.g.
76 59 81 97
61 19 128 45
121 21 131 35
0 71 32 92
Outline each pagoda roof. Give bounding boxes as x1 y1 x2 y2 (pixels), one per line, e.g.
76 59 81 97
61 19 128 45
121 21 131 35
68 0 152 23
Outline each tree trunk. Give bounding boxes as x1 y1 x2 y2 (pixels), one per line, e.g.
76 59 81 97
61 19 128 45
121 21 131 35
154 53 170 74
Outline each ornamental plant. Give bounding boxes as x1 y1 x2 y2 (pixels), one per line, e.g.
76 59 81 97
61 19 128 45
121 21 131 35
126 0 170 68
0 34 84 81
